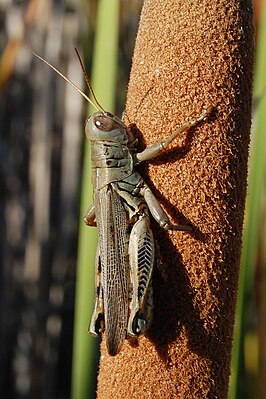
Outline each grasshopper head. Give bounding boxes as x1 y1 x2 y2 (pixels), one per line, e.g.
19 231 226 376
85 112 135 145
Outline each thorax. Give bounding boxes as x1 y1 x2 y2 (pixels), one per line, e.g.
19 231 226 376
91 141 134 189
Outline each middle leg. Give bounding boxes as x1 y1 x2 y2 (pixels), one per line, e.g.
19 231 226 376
141 184 192 231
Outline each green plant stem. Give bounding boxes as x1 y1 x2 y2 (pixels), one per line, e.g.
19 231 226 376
71 1 119 398
229 1 266 397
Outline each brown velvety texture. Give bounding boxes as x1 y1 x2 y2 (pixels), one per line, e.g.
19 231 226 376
97 0 254 398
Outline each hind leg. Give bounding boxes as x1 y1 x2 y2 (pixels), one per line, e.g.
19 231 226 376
89 245 105 336
127 212 155 337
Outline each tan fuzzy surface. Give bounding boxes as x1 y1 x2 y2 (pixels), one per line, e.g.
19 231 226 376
97 0 254 398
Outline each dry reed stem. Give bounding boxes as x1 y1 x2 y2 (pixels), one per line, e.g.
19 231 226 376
97 0 254 398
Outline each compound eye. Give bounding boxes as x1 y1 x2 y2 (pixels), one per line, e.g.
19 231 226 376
94 115 120 131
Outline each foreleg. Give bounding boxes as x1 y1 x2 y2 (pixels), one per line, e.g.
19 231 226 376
84 203 96 226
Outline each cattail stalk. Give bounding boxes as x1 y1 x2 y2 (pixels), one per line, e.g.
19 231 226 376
97 1 254 398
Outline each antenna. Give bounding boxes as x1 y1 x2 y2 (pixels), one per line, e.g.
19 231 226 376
33 52 100 113
74 48 106 114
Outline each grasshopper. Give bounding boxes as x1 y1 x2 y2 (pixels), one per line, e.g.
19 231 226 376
34 50 208 356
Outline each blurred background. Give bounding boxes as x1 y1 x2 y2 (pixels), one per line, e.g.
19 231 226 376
0 0 265 398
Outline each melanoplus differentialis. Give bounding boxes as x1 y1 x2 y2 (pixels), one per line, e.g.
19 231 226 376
35 50 208 356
